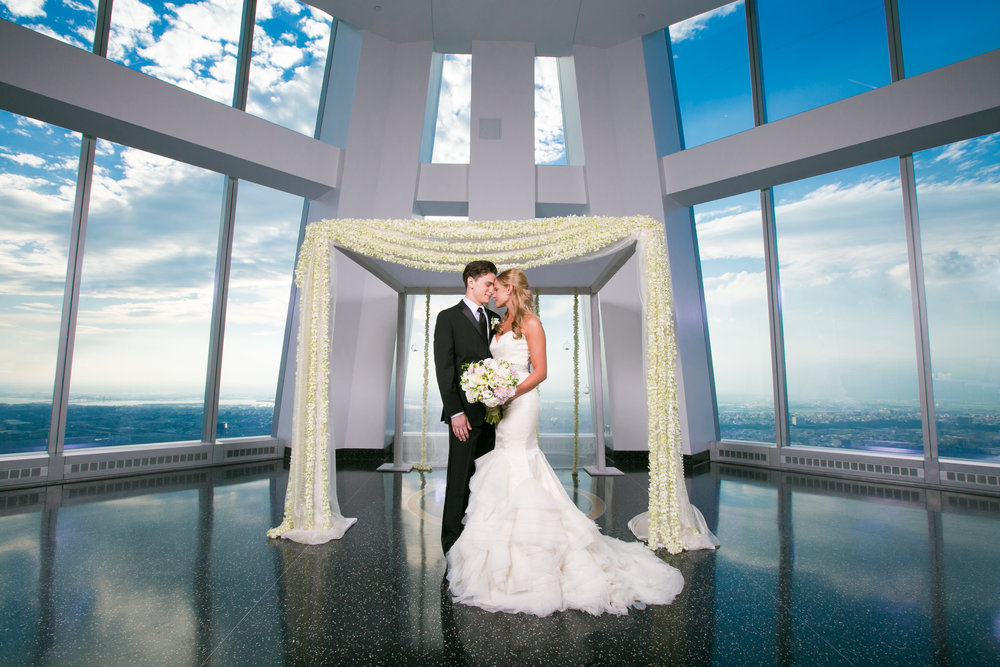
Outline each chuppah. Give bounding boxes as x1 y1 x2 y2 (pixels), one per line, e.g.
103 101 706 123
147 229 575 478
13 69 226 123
267 215 717 555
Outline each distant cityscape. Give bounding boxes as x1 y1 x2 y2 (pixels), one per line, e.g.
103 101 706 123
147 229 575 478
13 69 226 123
718 401 999 460
1 399 996 461
0 401 275 454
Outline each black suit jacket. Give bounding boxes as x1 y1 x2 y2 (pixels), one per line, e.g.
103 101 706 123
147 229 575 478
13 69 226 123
433 301 499 426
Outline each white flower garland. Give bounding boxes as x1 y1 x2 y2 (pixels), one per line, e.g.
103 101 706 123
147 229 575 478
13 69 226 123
572 288 580 477
413 289 432 472
269 215 687 553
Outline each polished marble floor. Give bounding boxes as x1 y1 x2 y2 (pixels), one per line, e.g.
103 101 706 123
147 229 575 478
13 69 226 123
1 457 998 666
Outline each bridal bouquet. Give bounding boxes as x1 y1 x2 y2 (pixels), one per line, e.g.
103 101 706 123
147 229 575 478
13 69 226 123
460 358 518 425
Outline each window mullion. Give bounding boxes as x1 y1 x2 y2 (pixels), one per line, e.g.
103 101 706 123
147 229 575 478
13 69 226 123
760 187 789 449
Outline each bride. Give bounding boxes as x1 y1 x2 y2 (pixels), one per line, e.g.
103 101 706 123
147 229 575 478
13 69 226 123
446 268 686 617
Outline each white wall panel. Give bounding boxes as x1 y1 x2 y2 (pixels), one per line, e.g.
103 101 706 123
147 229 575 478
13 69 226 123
468 41 536 220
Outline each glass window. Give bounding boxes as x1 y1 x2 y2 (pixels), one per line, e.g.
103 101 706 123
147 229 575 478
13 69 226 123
913 133 1000 461
401 293 454 465
695 192 775 442
64 140 222 447
246 1 334 136
757 0 890 122
668 1 755 148
107 0 243 105
401 292 595 468
0 112 81 454
0 0 96 51
431 54 471 164
537 293 596 468
898 0 1000 77
534 56 566 165
773 160 922 453
217 181 302 438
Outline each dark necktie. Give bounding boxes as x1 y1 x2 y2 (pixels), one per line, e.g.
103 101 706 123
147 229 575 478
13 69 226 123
478 306 489 341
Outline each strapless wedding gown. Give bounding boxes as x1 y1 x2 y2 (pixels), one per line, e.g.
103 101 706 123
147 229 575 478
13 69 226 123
446 331 684 616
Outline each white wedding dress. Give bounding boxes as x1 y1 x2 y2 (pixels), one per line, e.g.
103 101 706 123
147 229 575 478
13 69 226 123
446 331 684 616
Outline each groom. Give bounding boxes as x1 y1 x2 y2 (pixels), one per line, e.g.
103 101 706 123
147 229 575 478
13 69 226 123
433 260 499 555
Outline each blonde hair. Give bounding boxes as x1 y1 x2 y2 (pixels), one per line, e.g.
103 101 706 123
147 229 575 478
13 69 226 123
496 268 534 339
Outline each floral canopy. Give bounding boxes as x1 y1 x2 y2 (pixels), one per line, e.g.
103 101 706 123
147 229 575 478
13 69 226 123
267 215 706 553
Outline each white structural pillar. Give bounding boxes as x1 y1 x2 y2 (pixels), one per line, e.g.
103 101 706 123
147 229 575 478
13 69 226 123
378 293 413 472
643 32 718 456
574 37 715 457
584 292 623 476
468 40 536 221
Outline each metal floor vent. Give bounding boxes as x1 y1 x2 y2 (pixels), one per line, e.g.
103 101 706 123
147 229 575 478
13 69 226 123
225 446 277 460
784 473 924 504
783 455 922 480
943 470 1000 490
0 466 47 482
66 471 210 500
718 448 768 463
0 490 43 512
68 451 209 475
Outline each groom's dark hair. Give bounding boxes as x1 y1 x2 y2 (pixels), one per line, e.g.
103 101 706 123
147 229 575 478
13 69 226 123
463 260 498 287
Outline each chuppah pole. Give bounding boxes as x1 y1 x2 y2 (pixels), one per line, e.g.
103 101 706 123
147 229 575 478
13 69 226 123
585 291 622 476
378 291 412 472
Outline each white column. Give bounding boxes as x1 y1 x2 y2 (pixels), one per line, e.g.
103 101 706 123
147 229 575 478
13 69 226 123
468 40 536 221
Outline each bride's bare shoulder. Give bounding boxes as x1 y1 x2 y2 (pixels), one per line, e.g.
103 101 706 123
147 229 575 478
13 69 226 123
522 315 544 335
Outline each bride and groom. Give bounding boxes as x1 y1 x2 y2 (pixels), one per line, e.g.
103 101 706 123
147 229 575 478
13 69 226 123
434 261 711 617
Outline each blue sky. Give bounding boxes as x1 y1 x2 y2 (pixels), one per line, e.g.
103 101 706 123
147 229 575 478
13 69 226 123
0 0 329 401
678 1 1000 413
1 0 997 415
430 53 567 165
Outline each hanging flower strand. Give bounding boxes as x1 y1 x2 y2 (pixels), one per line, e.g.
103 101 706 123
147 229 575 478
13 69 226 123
572 288 580 477
413 288 432 472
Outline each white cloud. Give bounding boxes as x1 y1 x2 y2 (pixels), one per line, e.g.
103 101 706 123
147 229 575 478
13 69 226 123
106 0 157 64
669 1 741 43
2 0 46 18
88 145 205 213
704 270 767 309
534 57 566 165
432 54 472 164
1 150 47 168
0 172 76 215
15 115 50 130
255 0 300 21
301 11 332 39
244 10 332 135
105 0 241 102
696 205 763 261
19 21 90 50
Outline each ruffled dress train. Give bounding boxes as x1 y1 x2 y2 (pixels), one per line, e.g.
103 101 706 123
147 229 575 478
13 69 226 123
446 331 684 617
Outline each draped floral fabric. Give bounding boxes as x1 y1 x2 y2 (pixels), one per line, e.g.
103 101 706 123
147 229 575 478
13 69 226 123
268 215 702 553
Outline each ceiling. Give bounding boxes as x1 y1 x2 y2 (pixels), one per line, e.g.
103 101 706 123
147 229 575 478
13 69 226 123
337 241 637 293
309 0 731 55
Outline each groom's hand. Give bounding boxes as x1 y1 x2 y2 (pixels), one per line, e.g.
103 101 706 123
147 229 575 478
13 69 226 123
451 413 471 442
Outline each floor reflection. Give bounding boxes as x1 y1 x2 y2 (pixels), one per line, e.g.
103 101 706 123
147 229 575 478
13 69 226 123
0 460 998 664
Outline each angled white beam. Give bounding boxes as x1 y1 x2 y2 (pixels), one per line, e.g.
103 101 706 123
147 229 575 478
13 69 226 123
0 20 340 199
662 48 1000 206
